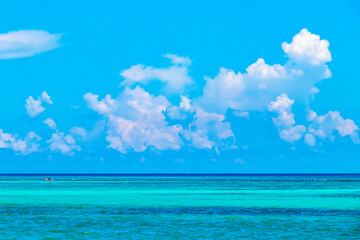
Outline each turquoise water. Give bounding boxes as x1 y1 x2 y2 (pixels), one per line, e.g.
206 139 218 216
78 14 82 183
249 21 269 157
0 174 359 239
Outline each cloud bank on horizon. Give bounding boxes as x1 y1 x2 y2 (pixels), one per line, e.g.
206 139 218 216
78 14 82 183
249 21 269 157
0 28 358 156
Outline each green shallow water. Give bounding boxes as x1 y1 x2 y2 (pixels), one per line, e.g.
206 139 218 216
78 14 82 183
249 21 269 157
0 175 359 239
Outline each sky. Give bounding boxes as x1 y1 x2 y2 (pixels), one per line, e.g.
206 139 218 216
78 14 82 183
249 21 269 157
0 0 360 173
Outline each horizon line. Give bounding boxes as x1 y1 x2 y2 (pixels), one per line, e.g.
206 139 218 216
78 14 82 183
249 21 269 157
0 173 359 175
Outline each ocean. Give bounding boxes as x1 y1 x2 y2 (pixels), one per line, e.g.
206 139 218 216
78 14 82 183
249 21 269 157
0 174 359 239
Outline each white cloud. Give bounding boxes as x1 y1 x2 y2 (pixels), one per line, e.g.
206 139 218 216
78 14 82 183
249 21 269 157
304 133 316 147
43 118 57 129
282 29 331 66
85 86 234 152
307 110 359 145
84 86 183 153
267 94 296 127
77 29 357 151
25 97 45 117
120 54 193 93
0 130 41 155
267 94 306 142
246 58 286 79
163 53 192 66
279 125 307 143
40 91 53 104
69 127 87 138
181 107 234 149
42 119 84 155
25 91 53 117
197 68 245 113
197 29 331 114
0 30 61 59
164 95 195 121
266 94 359 145
83 93 115 114
165 97 234 149
47 131 81 156
41 117 85 155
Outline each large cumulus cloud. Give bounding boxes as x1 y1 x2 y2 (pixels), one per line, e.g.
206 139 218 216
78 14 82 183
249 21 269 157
81 28 357 154
196 29 331 114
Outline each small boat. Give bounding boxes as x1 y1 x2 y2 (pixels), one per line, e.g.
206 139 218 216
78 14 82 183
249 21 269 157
43 178 53 181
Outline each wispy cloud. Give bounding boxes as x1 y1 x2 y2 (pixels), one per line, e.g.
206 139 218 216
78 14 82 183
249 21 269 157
0 30 61 59
120 54 193 94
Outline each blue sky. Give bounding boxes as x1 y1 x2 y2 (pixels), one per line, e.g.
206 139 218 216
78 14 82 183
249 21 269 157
0 0 360 173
